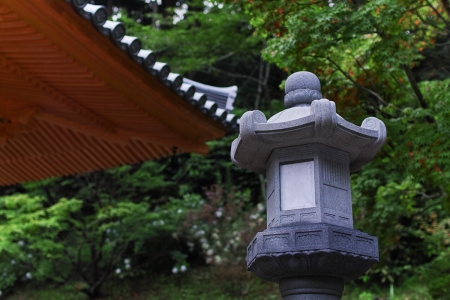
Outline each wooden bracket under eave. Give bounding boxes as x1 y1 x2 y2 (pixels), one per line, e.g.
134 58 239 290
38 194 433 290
0 105 39 144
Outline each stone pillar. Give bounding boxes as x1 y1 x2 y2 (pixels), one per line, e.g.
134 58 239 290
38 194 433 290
231 71 387 299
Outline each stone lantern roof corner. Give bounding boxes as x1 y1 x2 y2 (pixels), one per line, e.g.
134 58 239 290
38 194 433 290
231 71 387 174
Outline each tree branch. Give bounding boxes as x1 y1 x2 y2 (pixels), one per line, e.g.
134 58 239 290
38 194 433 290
205 66 262 84
254 60 264 110
326 57 397 118
402 64 428 109
416 12 449 34
426 0 450 27
216 52 235 62
441 0 450 18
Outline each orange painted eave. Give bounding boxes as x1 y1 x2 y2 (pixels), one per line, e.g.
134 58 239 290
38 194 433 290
3 0 227 142
0 0 228 185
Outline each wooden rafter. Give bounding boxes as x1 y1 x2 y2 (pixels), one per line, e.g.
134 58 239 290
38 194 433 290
0 0 227 185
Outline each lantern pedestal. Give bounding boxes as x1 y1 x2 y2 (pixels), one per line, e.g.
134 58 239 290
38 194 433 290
279 277 344 300
247 223 378 299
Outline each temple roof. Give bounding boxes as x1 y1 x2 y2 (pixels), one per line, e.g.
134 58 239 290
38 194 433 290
0 0 238 185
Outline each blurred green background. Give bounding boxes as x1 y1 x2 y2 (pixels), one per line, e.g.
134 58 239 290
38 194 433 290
2 0 450 299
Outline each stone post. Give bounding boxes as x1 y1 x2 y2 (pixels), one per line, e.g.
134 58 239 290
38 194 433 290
231 71 387 299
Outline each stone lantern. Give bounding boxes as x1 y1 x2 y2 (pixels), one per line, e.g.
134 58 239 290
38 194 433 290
231 71 387 299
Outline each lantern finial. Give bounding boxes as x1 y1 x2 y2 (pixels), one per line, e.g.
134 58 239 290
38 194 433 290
284 71 322 108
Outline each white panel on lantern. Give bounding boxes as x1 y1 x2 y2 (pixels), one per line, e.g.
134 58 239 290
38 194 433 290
280 161 315 210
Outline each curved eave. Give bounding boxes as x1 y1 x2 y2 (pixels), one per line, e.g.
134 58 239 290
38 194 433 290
231 100 386 174
0 0 240 185
3 0 233 140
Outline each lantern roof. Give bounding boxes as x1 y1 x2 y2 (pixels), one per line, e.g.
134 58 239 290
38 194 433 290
0 0 238 185
231 71 387 174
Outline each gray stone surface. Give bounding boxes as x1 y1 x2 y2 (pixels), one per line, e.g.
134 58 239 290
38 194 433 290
279 277 344 300
247 223 378 283
285 71 322 108
231 73 386 174
230 71 385 299
266 144 353 229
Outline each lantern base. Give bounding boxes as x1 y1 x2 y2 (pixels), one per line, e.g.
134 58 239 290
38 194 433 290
279 276 344 300
247 223 378 284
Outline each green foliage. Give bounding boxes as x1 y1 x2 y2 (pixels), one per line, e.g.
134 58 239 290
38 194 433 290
179 185 265 267
123 1 262 74
117 0 285 111
4 266 282 300
0 195 82 290
0 131 264 298
234 0 450 291
0 160 206 298
413 217 450 299
4 0 450 298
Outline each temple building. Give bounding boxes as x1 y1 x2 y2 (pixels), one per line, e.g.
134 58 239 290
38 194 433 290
0 0 237 185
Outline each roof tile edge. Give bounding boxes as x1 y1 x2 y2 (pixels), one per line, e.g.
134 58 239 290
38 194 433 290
66 0 239 133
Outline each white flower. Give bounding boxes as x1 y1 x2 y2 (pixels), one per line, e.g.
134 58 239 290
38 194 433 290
250 213 258 220
177 209 182 214
115 268 121 274
214 255 222 264
0 290 2 296
17 240 25 247
206 249 214 256
180 265 187 272
125 264 131 270
172 267 178 274
257 203 265 212
11 260 15 265
124 258 131 265
195 230 205 237
25 272 32 279
28 253 33 258
106 228 111 234
215 209 223 218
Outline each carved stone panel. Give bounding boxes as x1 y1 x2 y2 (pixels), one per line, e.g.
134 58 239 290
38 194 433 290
266 143 353 229
280 161 315 211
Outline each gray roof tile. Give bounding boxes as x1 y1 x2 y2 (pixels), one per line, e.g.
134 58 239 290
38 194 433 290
67 0 239 132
